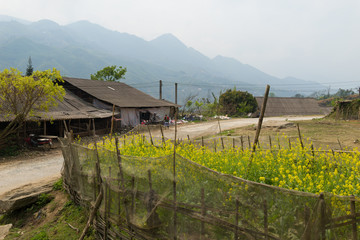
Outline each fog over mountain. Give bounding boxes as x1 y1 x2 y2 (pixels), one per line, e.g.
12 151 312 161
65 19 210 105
0 16 325 102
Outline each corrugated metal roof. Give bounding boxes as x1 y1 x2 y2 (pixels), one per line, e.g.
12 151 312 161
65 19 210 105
63 77 177 108
0 90 114 122
255 97 329 116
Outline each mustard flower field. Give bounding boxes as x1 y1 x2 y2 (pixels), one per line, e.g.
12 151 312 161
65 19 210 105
91 134 360 197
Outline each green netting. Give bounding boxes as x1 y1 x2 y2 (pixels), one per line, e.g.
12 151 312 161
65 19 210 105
60 136 360 240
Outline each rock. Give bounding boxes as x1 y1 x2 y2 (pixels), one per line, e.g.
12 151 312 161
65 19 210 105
0 224 12 240
0 181 55 214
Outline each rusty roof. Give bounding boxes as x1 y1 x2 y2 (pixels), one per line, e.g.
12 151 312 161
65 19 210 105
0 90 114 122
63 77 177 108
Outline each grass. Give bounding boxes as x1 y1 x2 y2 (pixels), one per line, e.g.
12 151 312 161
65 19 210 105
224 118 360 150
0 179 95 240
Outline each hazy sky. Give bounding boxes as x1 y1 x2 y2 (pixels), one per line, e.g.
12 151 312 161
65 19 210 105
1 0 360 89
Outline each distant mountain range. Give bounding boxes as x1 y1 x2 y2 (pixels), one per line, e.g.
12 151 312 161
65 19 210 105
0 15 325 103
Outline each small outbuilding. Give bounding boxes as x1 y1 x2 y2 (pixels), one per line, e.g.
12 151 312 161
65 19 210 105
62 77 178 127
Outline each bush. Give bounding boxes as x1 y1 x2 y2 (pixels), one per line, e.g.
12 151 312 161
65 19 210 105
219 88 258 117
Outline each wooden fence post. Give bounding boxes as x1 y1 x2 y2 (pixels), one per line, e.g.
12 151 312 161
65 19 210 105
319 193 326 240
235 199 239 240
240 136 244 151
233 138 235 149
311 144 315 157
269 135 272 150
264 200 268 240
297 123 304 149
147 125 154 145
130 176 135 217
160 124 165 145
288 138 291 149
201 188 206 237
304 205 311 240
173 107 178 240
221 137 225 150
201 136 204 147
146 170 161 228
252 84 270 152
214 139 217 153
351 195 358 240
337 138 343 150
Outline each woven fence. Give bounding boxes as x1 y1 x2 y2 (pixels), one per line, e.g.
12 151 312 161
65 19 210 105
60 135 360 240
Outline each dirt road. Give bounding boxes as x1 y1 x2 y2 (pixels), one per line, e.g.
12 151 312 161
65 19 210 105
0 115 322 198
151 115 322 140
0 150 63 197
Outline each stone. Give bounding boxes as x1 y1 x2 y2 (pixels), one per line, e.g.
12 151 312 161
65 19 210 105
0 224 12 240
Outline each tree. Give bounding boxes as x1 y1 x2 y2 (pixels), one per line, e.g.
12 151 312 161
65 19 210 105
26 56 33 76
334 88 355 98
90 65 127 81
293 93 305 98
219 89 258 117
0 68 65 148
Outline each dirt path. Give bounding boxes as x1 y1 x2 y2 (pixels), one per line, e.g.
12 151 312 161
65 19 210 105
150 116 322 140
0 150 63 197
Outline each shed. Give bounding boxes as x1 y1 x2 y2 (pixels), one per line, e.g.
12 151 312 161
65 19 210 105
63 77 178 127
0 90 114 137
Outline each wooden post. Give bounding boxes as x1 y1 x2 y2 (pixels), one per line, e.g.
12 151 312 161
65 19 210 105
252 84 270 152
104 167 111 239
337 138 343 150
201 136 204 147
304 205 311 240
79 187 103 240
201 188 206 237
131 176 135 217
43 121 46 135
159 80 162 100
214 139 217 152
187 134 191 143
248 136 251 149
173 107 178 240
221 137 224 150
79 140 104 240
351 196 358 240
63 120 69 133
147 125 154 145
233 138 235 149
319 193 326 240
160 124 165 145
277 137 281 150
264 200 268 240
268 135 272 150
297 123 304 149
311 144 315 157
288 138 291 149
235 199 239 240
110 104 115 138
92 118 96 136
117 171 122 225
240 136 244 151
175 83 178 105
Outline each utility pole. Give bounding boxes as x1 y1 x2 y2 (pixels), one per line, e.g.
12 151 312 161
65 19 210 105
159 80 162 100
175 83 178 105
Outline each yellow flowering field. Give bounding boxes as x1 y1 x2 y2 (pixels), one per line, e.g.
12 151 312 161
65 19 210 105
90 134 360 197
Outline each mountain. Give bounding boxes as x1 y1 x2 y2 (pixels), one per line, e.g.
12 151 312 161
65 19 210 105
0 16 325 102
